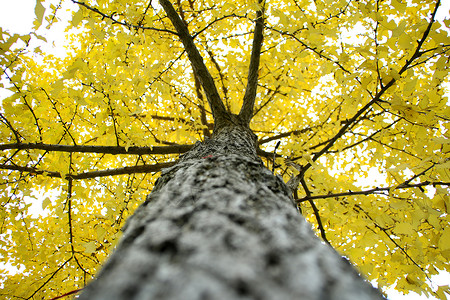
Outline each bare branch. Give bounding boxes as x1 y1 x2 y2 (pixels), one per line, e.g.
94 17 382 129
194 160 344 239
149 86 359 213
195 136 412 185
239 0 265 125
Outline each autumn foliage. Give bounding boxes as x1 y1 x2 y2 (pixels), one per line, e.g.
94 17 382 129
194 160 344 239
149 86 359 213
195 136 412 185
0 0 449 299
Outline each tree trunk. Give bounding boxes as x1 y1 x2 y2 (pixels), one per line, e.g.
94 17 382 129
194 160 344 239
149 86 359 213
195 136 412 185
79 125 385 300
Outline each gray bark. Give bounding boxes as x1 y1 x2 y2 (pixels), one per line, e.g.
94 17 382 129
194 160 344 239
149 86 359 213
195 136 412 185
79 125 385 300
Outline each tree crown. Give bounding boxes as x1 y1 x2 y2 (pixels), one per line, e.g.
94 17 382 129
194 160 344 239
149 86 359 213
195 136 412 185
0 0 449 299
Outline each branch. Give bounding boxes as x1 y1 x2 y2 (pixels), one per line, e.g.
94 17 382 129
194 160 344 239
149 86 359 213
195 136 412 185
258 127 317 144
0 162 175 180
297 181 450 203
0 165 61 178
0 113 21 142
352 203 432 283
71 0 178 35
256 148 276 158
73 163 175 179
0 143 193 155
26 258 72 300
294 0 441 181
252 87 278 118
239 0 265 125
3 71 43 142
406 0 441 64
66 154 76 256
175 3 212 139
205 46 229 107
148 50 186 88
158 0 229 127
49 289 83 300
192 13 249 39
300 178 330 245
151 114 214 130
267 25 351 75
326 118 401 154
41 88 78 145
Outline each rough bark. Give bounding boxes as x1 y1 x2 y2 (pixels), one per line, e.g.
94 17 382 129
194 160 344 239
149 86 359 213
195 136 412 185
79 125 385 300
239 0 265 125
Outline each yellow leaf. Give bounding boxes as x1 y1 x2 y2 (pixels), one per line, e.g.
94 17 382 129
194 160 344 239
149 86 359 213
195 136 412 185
72 9 83 27
438 228 450 251
82 241 97 254
403 77 417 92
432 137 450 144
391 0 406 13
389 69 401 81
436 285 450 300
34 0 45 26
96 227 107 241
398 33 413 49
41 197 51 210
393 222 415 235
444 19 450 29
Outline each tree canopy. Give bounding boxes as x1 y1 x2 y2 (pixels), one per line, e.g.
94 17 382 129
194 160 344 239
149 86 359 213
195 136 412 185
0 0 449 299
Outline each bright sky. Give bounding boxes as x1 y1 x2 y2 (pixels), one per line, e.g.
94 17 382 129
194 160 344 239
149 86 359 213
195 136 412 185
0 0 35 34
0 0 449 299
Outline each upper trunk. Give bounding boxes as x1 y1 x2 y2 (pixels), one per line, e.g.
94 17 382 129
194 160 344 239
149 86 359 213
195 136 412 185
79 125 385 300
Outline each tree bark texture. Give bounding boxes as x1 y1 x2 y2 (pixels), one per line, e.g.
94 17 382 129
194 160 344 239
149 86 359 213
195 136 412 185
79 125 385 300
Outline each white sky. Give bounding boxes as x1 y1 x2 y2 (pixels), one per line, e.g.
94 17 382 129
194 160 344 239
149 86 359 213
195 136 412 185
0 0 449 299
0 0 36 34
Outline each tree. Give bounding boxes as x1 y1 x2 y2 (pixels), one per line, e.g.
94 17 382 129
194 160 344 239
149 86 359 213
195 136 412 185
0 0 449 299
